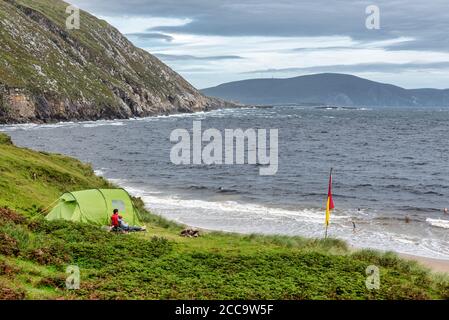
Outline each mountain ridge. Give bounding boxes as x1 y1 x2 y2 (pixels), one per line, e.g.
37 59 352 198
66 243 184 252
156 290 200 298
201 73 449 107
0 0 235 124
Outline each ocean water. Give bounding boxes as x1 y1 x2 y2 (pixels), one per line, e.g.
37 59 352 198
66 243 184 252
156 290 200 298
2 106 449 259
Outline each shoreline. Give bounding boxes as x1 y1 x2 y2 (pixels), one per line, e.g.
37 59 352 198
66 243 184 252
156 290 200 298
135 196 449 274
398 253 449 274
112 179 449 275
0 105 249 127
170 218 449 274
194 223 449 274
121 182 449 274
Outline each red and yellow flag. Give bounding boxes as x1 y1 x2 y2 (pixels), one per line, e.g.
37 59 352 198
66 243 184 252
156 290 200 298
325 169 335 226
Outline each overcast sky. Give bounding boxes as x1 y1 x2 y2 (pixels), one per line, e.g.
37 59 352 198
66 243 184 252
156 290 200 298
69 0 449 89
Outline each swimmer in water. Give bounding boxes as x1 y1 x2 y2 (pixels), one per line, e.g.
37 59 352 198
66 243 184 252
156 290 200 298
353 208 361 233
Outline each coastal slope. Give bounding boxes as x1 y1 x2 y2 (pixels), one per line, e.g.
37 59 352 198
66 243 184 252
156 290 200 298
0 0 233 124
0 132 448 300
202 73 449 106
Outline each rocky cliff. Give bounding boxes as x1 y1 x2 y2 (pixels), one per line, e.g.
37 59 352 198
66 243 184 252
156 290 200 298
0 0 234 124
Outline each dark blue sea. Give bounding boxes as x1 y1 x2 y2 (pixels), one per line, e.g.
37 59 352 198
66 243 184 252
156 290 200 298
2 106 449 259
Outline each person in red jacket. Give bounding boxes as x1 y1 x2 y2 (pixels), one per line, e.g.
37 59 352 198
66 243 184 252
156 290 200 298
111 208 146 232
111 209 121 229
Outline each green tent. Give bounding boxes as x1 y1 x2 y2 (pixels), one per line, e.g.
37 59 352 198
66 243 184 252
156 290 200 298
46 189 142 226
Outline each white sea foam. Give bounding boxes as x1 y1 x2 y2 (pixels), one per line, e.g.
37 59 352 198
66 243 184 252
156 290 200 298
82 121 124 128
426 218 449 229
94 168 107 176
0 109 226 132
111 179 449 260
0 122 76 131
0 119 128 131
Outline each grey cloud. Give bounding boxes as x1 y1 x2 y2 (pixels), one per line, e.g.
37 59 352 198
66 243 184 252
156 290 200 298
384 35 449 52
125 32 174 41
69 0 449 51
291 46 363 53
177 67 215 73
242 62 449 75
155 54 243 61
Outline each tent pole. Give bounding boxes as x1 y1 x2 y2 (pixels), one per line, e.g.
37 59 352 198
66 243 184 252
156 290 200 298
42 198 61 213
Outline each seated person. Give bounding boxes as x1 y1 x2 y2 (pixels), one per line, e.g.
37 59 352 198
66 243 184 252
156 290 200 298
111 209 121 230
111 208 145 232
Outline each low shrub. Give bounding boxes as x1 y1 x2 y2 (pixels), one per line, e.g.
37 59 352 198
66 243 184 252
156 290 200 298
0 207 27 225
0 285 26 300
0 260 19 275
37 275 67 290
0 133 12 145
0 233 20 256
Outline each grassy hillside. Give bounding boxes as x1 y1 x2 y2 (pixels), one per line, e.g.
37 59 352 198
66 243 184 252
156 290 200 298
0 132 448 299
0 0 176 99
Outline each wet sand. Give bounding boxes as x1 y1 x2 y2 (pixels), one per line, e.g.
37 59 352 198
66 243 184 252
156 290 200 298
398 253 449 274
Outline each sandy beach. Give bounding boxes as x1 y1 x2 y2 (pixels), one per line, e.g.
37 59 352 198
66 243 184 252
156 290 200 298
398 253 449 274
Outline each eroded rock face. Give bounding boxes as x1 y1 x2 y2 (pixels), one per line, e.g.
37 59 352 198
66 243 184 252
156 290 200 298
0 0 237 124
5 91 36 121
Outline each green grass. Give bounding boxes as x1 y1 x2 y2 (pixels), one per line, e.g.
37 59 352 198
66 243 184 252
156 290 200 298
0 132 448 300
0 132 112 215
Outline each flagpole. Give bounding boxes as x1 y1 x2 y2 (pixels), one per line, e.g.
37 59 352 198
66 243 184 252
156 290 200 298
324 167 333 239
